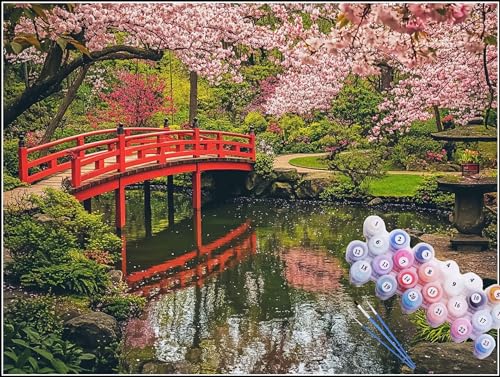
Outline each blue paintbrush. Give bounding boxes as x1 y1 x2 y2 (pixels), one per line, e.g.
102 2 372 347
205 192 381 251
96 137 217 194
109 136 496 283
355 301 415 369
366 301 416 367
353 317 415 369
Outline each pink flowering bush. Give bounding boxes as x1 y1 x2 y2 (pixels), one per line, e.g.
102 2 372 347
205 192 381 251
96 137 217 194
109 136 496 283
425 149 447 163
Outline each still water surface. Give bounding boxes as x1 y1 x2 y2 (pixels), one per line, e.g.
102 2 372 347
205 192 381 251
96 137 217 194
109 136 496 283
94 191 452 374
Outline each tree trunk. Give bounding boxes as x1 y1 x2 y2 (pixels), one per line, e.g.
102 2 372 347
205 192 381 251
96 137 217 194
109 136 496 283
378 62 394 91
40 64 90 144
433 105 443 132
189 70 198 126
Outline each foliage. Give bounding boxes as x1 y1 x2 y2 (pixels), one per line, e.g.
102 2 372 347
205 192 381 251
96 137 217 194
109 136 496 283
483 222 497 249
243 111 268 133
4 173 27 191
256 132 283 154
390 136 445 170
20 261 110 296
91 293 146 321
327 149 385 189
3 323 95 374
456 148 481 164
83 249 115 265
320 176 365 201
3 139 19 176
413 176 454 208
410 309 451 343
5 296 63 337
254 153 275 178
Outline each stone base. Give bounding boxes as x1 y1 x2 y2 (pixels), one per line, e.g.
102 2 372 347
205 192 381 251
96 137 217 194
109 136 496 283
450 234 490 251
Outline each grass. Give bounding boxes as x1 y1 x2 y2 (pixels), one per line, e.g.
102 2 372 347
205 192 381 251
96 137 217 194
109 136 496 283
365 174 424 197
288 155 328 170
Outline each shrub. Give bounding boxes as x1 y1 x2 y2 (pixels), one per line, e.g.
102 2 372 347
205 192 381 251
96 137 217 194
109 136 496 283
256 132 283 154
91 294 146 321
5 296 63 337
391 136 445 170
4 324 95 374
20 261 110 296
243 111 268 133
483 222 497 249
413 176 454 208
4 173 27 191
83 249 115 265
3 139 19 177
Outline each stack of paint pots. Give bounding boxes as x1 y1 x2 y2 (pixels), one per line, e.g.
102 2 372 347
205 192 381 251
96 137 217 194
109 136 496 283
345 215 499 360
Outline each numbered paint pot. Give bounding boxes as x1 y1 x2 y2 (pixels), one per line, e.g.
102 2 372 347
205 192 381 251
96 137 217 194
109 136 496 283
450 317 472 343
447 295 468 319
485 284 500 305
401 288 422 314
346 240 368 263
363 215 386 239
443 274 465 298
471 309 493 334
417 262 440 284
439 260 460 276
490 304 500 329
388 229 411 251
393 249 414 271
467 291 488 311
367 233 390 256
412 243 435 265
375 274 398 300
350 260 372 286
397 269 418 291
462 272 483 294
422 282 444 304
474 334 496 360
426 302 448 327
372 254 394 277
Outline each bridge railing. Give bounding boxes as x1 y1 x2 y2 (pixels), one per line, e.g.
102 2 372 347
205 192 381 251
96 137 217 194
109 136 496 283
18 125 255 187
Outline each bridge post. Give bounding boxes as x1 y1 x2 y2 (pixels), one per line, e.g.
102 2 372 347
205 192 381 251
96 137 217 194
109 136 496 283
18 133 28 182
115 183 126 233
249 126 256 161
167 175 175 225
83 198 91 213
163 118 170 130
144 180 152 237
192 169 201 210
192 117 200 158
117 124 126 173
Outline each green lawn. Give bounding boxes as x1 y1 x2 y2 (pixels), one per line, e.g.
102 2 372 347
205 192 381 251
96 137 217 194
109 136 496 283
366 174 424 197
288 156 328 170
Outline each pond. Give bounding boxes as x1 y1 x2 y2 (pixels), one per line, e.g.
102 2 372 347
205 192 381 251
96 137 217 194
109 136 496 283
94 190 452 374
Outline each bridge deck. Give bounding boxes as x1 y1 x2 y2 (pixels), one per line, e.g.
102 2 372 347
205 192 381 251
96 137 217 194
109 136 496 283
5 153 251 208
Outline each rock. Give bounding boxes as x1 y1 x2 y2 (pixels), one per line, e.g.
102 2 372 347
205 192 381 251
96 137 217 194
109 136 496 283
63 312 120 349
141 361 176 374
367 197 384 206
402 342 496 374
295 177 330 199
274 168 299 183
270 182 295 199
245 172 260 191
33 213 54 223
108 269 123 284
245 172 275 196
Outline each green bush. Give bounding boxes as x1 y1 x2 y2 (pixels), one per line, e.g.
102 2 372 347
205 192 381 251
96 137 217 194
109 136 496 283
4 324 95 374
5 296 63 337
413 176 454 208
20 261 110 296
254 152 275 178
483 222 497 249
243 111 268 133
91 294 146 321
3 139 19 177
4 173 27 191
256 132 283 154
391 136 444 170
320 175 367 201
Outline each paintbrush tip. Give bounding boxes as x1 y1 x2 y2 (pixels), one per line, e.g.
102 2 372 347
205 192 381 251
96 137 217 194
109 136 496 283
354 300 359 306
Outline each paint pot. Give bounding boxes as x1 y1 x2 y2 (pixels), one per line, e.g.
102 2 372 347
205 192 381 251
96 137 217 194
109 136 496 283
372 254 394 277
443 274 465 298
439 260 460 276
473 334 496 360
412 243 435 265
490 304 500 329
375 274 398 300
367 233 390 256
486 284 500 305
346 240 368 263
363 215 386 239
401 288 422 314
467 291 488 312
397 269 418 290
426 302 448 327
388 229 410 251
450 317 472 343
471 309 493 334
350 260 372 286
447 296 468 319
422 282 444 304
393 249 414 271
462 272 483 294
417 262 440 284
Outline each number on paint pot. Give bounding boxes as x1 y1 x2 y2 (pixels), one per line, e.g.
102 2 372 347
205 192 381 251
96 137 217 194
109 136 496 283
399 257 409 266
353 247 364 257
382 282 393 292
482 339 491 348
454 301 462 309
395 235 405 245
360 263 369 271
380 260 390 270
422 250 431 259
471 293 482 304
375 239 381 246
434 307 444 316
408 292 418 301
446 262 451 268
402 274 413 284
478 316 487 324
428 287 438 298
495 290 500 300
457 325 468 335
452 281 457 287
425 268 434 276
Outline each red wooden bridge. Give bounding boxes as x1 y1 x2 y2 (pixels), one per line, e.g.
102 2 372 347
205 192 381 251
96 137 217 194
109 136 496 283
16 124 255 229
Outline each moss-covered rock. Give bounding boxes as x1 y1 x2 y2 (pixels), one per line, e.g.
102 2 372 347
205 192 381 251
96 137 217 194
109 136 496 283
295 176 330 199
63 311 120 349
274 168 299 182
270 182 294 199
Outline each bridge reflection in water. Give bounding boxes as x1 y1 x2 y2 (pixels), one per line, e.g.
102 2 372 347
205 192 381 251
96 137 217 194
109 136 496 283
120 208 257 297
